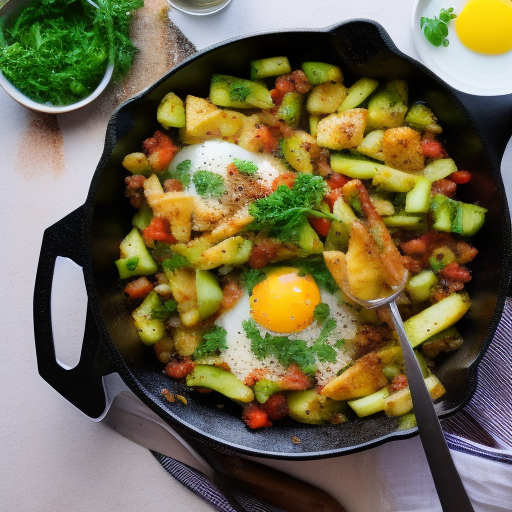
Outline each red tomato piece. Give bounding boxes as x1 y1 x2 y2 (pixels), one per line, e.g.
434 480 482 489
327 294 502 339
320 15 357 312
124 277 154 299
448 170 471 184
143 217 177 244
143 131 180 172
438 262 472 283
272 172 296 191
278 364 312 391
420 139 444 159
261 393 289 420
308 216 331 237
242 403 272 429
165 359 195 380
324 187 344 211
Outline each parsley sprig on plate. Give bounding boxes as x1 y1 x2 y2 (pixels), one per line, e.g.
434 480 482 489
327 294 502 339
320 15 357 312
420 7 457 47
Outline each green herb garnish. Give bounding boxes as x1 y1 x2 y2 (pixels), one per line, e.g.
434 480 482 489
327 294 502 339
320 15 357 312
152 299 178 320
194 325 228 358
162 159 191 187
287 255 339 294
233 158 258 175
192 170 226 198
420 7 457 48
229 83 252 102
241 268 266 295
125 256 139 271
248 173 335 242
0 0 143 106
162 253 190 272
313 303 330 325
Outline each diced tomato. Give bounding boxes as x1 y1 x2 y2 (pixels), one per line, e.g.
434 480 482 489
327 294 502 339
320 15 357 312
261 393 289 420
278 364 312 391
308 216 331 237
124 277 154 299
163 178 184 192
143 217 177 244
248 240 279 269
165 358 195 380
324 187 344 211
242 403 272 429
431 179 457 199
143 131 180 172
272 172 296 191
219 281 244 312
420 138 444 159
253 124 279 154
388 374 409 394
448 170 471 184
327 172 350 190
438 262 472 283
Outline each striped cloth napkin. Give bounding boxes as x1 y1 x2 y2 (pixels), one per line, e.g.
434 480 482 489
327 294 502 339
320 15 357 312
153 298 512 512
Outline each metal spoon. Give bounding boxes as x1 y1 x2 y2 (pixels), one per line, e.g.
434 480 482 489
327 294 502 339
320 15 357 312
341 271 475 512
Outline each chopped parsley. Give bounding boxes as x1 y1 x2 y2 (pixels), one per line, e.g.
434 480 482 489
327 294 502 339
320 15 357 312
248 173 335 242
192 170 226 198
0 0 143 106
162 253 189 272
242 317 340 376
152 299 178 320
125 256 139 271
194 326 228 358
229 83 252 102
288 255 339 295
162 159 191 187
233 158 258 175
313 303 330 325
241 268 266 295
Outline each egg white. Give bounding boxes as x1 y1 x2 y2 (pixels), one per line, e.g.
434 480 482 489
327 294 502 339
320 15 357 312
212 288 358 384
412 0 512 95
168 140 286 201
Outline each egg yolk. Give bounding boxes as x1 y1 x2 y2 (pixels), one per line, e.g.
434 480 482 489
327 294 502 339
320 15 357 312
250 267 321 333
455 0 512 55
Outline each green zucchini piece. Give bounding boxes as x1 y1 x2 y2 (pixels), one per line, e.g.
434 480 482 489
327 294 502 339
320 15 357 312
405 176 432 213
324 220 350 252
186 365 254 402
306 81 347 115
429 246 456 273
430 194 457 232
348 387 389 418
330 154 383 179
373 166 418 192
452 202 487 236
338 77 379 112
209 74 274 109
420 158 457 182
115 228 158 279
367 80 408 129
404 293 471 348
254 379 281 404
281 134 313 172
250 56 291 80
287 388 345 425
196 270 223 320
157 92 185 129
277 91 302 128
332 196 358 226
309 114 319 137
356 129 385 161
405 102 442 133
132 201 153 231
132 291 165 345
298 222 324 254
406 270 437 302
122 152 152 175
301 62 343 84
383 215 425 230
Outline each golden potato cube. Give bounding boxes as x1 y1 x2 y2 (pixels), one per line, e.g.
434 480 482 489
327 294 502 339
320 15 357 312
165 268 200 327
321 352 388 401
382 126 424 172
237 115 265 153
316 108 368 150
157 92 185 129
173 325 202 356
192 198 228 232
204 208 254 245
122 152 152 175
197 236 252 270
143 173 165 199
306 81 348 115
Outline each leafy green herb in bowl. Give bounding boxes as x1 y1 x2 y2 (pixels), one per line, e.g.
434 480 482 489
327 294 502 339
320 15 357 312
0 0 143 112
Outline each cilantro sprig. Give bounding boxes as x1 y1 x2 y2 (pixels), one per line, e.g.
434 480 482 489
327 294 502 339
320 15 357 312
233 158 258 176
161 159 192 187
248 173 336 242
420 7 457 48
192 170 226 198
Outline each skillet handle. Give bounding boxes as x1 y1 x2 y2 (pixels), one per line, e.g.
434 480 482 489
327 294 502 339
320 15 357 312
33 206 109 419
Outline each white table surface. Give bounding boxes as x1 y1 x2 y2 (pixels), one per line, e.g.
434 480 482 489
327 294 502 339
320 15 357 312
1 1 512 511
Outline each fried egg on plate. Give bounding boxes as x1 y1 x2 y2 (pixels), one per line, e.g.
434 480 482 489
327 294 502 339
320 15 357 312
211 267 359 386
412 0 512 95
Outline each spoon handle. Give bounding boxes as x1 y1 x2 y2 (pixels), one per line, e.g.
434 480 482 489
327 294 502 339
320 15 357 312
388 301 475 512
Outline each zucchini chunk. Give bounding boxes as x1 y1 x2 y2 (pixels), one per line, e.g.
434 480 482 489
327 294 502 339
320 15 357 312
287 389 346 425
301 61 343 84
132 291 165 345
209 74 274 109
115 228 158 279
250 56 291 80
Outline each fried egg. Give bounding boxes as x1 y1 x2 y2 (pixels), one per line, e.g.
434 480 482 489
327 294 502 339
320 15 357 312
412 0 512 95
212 267 359 385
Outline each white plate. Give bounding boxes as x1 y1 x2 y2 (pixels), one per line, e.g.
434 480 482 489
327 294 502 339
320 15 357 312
411 0 512 96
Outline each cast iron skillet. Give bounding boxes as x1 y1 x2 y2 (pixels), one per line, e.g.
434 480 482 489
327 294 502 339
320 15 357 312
34 20 512 460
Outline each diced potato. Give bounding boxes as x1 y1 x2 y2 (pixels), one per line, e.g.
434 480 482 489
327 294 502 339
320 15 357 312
356 130 385 161
316 108 368 150
143 173 165 198
370 194 395 216
165 267 200 327
157 92 185 129
149 193 195 243
181 95 245 143
321 352 388 401
173 325 202 356
122 152 152 175
306 81 347 115
287 389 346 425
197 236 253 270
281 130 319 173
382 127 424 172
170 238 213 266
204 208 254 245
192 198 228 232
237 115 265 153
384 375 446 417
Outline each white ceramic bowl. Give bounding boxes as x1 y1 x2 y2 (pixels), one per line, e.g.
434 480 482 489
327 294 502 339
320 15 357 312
0 0 114 113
